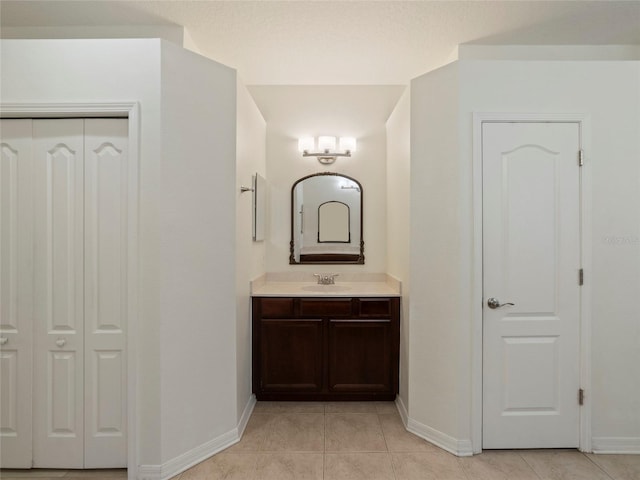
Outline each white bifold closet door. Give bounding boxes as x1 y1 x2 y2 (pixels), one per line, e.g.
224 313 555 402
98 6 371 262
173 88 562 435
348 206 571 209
1 118 128 469
82 119 128 469
33 119 86 468
1 119 35 468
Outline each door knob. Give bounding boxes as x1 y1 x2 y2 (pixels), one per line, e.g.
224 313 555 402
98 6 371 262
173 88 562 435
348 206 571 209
487 298 515 309
55 338 67 348
0 336 7 345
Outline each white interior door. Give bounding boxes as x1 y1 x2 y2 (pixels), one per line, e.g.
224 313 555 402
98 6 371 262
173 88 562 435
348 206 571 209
1 119 34 467
83 119 128 467
33 119 85 468
482 122 581 449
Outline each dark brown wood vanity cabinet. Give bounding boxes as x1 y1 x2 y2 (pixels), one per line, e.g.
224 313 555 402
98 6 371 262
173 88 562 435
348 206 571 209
252 297 400 401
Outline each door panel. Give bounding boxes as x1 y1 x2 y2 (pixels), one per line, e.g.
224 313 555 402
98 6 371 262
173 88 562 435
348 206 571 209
0 351 19 431
0 119 34 467
502 336 559 412
33 119 84 468
84 119 128 467
503 146 558 313
482 122 580 449
94 350 125 432
49 351 79 434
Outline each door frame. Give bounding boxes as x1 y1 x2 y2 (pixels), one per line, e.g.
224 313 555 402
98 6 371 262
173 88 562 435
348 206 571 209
0 102 140 478
471 113 592 454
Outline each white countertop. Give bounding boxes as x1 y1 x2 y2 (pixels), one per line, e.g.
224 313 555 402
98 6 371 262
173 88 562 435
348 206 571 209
251 273 402 297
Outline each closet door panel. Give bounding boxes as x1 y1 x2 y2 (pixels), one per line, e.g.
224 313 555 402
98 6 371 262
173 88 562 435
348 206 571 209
0 119 34 468
33 119 84 468
84 118 128 468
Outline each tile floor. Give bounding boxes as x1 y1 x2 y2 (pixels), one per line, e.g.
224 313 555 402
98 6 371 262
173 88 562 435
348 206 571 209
174 401 640 480
2 401 639 480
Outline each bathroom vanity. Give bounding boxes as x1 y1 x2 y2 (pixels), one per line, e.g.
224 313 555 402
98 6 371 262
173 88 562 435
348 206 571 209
251 174 400 400
251 277 400 401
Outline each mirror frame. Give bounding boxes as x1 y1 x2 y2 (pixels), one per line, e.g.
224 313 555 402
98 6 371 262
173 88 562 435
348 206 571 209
290 172 364 265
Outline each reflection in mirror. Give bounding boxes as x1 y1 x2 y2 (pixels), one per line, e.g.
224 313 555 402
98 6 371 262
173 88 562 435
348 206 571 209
253 172 266 241
290 173 364 264
318 201 350 243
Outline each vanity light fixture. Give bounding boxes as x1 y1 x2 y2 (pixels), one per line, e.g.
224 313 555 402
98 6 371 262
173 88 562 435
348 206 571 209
298 135 357 165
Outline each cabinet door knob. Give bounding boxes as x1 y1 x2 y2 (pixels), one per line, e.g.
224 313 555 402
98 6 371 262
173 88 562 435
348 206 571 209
0 337 7 345
55 338 67 348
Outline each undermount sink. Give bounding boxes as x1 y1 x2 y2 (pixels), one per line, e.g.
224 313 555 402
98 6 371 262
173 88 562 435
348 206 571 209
301 285 352 293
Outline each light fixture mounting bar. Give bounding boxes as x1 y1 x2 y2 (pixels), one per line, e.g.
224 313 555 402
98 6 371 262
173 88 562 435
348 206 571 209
302 150 352 164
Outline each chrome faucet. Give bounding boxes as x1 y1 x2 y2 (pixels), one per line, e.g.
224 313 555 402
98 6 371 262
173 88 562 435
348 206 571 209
314 273 339 285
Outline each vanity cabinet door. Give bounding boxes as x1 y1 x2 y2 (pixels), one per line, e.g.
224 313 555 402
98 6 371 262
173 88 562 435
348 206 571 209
327 319 393 393
259 319 323 392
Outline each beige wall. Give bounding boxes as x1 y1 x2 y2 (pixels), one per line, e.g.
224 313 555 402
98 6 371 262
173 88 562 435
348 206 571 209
248 85 404 274
159 41 238 464
459 60 640 448
385 87 411 411
1 39 165 468
409 63 468 450
0 38 243 474
235 79 267 422
409 57 640 452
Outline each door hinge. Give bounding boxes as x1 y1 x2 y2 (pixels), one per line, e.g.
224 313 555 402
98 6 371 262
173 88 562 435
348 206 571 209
578 150 584 167
579 388 584 406
579 268 584 286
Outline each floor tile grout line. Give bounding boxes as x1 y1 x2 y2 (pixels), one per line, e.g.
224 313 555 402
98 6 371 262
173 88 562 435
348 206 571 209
517 451 546 480
257 412 274 452
323 405 327 454
522 450 617 480
377 412 398 480
377 412 391 454
250 451 261 480
386 451 397 480
381 412 400 480
323 406 327 480
325 449 394 454
455 455 473 480
583 452 617 480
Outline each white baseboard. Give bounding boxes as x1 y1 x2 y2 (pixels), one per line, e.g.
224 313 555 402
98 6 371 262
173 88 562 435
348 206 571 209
137 465 162 480
237 394 257 437
395 395 473 457
395 395 409 426
592 437 640 454
405 417 473 457
138 395 257 480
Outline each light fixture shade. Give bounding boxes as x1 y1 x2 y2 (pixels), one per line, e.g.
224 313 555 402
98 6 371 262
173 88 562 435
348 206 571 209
339 137 357 153
317 136 337 152
298 136 315 152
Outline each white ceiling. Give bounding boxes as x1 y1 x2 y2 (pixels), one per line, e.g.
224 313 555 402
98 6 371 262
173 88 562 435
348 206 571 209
247 85 406 132
2 1 639 85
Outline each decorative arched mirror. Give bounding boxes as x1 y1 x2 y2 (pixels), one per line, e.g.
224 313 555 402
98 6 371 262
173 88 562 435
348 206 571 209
290 173 364 264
